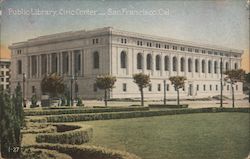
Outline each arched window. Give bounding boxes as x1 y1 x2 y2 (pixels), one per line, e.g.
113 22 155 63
202 60 205 73
234 63 238 69
146 54 152 70
93 51 99 69
137 53 143 69
225 62 229 71
120 51 127 68
188 58 192 72
180 57 185 72
208 60 212 73
164 56 169 71
155 55 161 70
173 57 177 72
214 61 218 74
195 59 199 73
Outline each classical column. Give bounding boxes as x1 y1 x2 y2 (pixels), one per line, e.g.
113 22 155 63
192 57 195 78
177 55 180 76
160 53 163 76
142 52 146 74
57 53 60 75
184 56 188 77
169 54 172 77
151 53 155 76
72 51 75 76
199 58 202 78
81 50 84 76
46 54 49 75
69 51 72 76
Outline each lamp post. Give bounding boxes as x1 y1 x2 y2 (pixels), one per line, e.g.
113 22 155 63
163 80 166 105
220 57 223 108
70 74 74 106
22 73 26 107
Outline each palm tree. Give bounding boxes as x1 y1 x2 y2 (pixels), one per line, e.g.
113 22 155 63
133 73 151 106
169 76 187 106
95 75 117 107
224 69 245 108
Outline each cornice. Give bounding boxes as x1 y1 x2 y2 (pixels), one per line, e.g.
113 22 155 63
9 27 243 54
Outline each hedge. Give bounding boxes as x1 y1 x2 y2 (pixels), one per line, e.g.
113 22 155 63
36 124 93 145
21 147 71 159
148 104 189 108
24 144 141 159
22 125 57 134
25 106 149 116
44 107 250 123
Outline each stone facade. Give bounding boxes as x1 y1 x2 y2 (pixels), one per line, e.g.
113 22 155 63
9 27 243 100
0 59 11 90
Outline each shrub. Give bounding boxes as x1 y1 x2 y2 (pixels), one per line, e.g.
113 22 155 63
21 147 71 159
31 95 39 108
36 124 93 145
24 143 141 159
76 97 84 106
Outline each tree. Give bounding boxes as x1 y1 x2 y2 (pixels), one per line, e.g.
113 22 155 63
95 75 117 107
169 76 187 106
1 83 24 158
244 73 250 103
224 69 245 108
133 73 151 106
41 73 65 98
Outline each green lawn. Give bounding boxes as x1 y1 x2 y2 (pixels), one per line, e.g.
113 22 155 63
81 113 250 159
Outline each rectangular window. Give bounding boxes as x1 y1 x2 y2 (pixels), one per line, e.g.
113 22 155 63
166 84 169 91
140 41 142 46
124 39 127 44
1 71 4 76
32 86 36 93
214 52 218 55
165 45 169 49
17 60 22 74
183 86 185 91
197 85 199 91
6 78 9 82
180 47 185 51
137 41 140 45
96 38 99 44
203 85 206 91
208 51 212 54
210 85 212 91
216 85 218 91
158 84 161 91
173 46 177 50
6 71 9 76
195 49 199 53
123 83 127 92
188 48 192 52
93 84 98 92
148 84 152 92
121 39 124 43
202 50 206 53
1 78 4 82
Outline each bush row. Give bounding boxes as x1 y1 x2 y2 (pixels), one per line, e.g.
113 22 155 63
21 147 72 159
24 143 141 159
36 124 93 145
45 107 250 123
25 106 149 116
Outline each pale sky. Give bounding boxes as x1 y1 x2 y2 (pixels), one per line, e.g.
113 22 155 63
0 0 249 71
